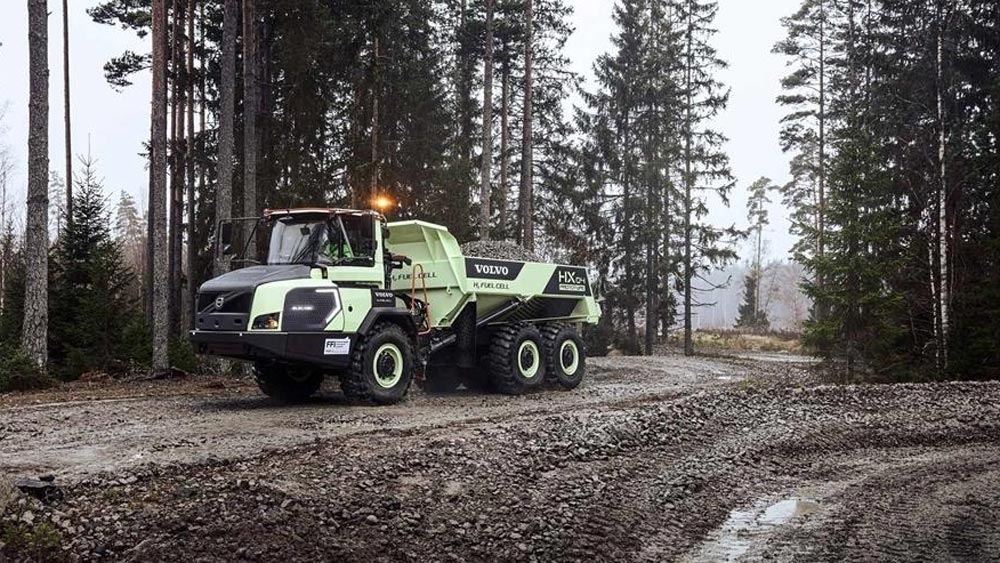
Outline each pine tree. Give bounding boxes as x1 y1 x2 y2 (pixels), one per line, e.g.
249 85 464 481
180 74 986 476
774 0 831 319
580 0 646 354
478 0 495 240
183 0 196 330
24 0 50 368
62 0 73 223
215 0 236 277
747 176 775 321
518 0 535 249
243 0 259 258
151 0 170 374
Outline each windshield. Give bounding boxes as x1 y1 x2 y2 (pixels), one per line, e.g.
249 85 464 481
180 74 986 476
266 216 376 266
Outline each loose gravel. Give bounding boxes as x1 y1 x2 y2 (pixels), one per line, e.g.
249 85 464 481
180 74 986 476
2 354 999 562
460 240 540 262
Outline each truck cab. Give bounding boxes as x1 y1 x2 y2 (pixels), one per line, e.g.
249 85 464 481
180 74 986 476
190 208 418 403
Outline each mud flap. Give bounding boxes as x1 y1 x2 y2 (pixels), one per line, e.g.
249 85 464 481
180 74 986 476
453 305 477 368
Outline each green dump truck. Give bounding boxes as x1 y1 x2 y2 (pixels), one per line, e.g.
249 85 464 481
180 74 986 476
190 208 601 404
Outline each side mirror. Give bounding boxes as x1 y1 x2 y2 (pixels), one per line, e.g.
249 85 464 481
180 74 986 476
219 222 235 256
220 222 233 247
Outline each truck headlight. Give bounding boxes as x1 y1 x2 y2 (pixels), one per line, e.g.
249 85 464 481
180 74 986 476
282 288 342 331
252 312 281 330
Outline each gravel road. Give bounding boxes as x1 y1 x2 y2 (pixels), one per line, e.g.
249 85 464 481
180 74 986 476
2 353 999 562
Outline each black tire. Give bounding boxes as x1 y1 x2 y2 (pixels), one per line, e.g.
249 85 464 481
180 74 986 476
340 322 415 405
253 363 323 402
488 323 546 395
541 324 586 390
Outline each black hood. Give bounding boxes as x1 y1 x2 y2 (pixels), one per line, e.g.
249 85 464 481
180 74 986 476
198 265 313 294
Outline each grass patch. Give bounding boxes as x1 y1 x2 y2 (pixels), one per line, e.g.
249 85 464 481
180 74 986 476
1 521 62 555
689 329 804 354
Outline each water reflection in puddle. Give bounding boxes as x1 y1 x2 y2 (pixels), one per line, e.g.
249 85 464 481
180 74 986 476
683 497 820 562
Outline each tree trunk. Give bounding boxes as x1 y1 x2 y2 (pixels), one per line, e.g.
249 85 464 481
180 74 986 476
498 63 510 238
184 0 196 330
0 160 8 312
170 1 186 335
215 0 237 276
453 0 473 237
682 4 694 356
815 0 827 322
145 128 154 325
370 33 380 202
199 0 206 213
243 0 258 256
24 0 49 368
519 0 534 250
935 4 950 372
478 0 495 241
151 0 170 373
644 168 655 356
622 111 637 350
62 0 72 223
756 223 763 319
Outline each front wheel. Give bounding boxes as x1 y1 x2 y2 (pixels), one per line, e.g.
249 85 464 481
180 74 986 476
542 324 586 390
340 323 415 405
253 363 323 402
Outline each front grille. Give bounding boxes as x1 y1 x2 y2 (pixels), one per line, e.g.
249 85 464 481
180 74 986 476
198 291 252 314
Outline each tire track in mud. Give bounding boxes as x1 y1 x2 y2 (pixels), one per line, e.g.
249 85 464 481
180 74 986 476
4 357 1000 562
0 355 747 481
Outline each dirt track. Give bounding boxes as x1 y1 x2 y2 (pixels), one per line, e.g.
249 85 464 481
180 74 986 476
2 353 1000 562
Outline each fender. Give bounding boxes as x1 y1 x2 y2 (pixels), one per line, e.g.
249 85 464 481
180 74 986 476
358 307 417 339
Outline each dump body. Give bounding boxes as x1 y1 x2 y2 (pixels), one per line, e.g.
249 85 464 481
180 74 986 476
386 221 601 329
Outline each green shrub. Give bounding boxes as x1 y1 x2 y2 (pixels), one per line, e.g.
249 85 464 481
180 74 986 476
0 346 56 393
169 336 201 374
1 521 62 555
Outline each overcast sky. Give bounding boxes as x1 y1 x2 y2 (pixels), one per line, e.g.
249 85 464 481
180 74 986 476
0 0 799 260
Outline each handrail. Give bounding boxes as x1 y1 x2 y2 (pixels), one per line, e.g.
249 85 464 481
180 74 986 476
409 264 433 335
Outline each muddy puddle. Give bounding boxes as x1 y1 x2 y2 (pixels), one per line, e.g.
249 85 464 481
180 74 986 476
683 496 821 562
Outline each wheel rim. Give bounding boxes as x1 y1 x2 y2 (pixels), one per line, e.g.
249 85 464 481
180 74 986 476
373 343 404 389
559 340 580 375
518 340 540 378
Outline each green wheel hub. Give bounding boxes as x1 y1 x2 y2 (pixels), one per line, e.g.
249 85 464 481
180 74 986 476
559 340 580 375
518 340 541 378
373 343 404 389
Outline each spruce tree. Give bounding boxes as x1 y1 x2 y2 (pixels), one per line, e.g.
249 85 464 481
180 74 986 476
49 157 139 378
736 272 769 332
677 0 738 355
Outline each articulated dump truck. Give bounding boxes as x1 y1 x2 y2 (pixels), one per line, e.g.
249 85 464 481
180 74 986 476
190 208 601 404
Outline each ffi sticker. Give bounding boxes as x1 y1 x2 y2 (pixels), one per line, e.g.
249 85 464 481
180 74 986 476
323 338 351 356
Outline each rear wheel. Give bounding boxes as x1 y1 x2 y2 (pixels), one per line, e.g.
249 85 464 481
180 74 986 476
253 363 323 402
340 323 415 405
488 323 546 395
542 324 586 390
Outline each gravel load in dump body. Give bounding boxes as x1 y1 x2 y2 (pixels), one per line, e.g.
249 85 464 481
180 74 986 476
461 240 541 262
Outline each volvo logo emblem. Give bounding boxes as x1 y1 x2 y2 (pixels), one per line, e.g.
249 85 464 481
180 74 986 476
215 296 225 310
